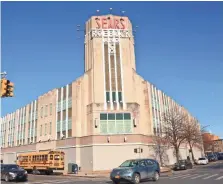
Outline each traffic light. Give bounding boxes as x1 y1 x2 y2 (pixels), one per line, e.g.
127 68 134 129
1 79 8 97
0 79 14 97
7 80 14 97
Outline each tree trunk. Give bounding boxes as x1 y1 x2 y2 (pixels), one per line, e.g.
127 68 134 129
189 143 195 163
175 146 180 162
159 145 163 166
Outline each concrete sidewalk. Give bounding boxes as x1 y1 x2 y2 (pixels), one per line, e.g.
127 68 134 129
63 167 172 178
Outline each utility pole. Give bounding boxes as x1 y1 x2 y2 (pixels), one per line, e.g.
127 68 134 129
1 72 14 98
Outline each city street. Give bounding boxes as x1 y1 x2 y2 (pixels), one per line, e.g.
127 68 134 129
1 161 223 184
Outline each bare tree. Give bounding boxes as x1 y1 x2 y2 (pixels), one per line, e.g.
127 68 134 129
152 133 169 166
183 117 203 163
162 107 187 162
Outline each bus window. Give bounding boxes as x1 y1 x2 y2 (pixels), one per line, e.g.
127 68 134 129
44 155 47 161
37 156 39 161
50 155 53 160
61 155 64 160
54 155 60 160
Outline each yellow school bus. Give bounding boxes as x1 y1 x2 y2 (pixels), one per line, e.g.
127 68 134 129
17 151 64 174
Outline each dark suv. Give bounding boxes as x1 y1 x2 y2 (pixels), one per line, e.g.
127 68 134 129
1 164 28 182
173 160 193 170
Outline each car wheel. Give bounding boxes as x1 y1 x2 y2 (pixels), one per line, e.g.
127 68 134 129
132 173 140 184
112 181 120 184
5 174 10 182
153 171 159 181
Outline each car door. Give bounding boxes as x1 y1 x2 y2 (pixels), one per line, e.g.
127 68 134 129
138 160 148 179
146 160 155 177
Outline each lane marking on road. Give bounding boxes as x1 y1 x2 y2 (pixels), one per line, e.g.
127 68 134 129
43 180 72 184
181 174 199 178
203 174 219 179
170 174 191 179
191 174 209 179
215 176 223 180
30 180 67 184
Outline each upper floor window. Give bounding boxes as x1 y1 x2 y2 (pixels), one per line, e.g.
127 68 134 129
112 92 116 102
118 92 122 103
49 122 52 135
106 92 110 103
45 105 48 117
50 103 52 115
45 123 47 135
40 125 42 136
41 107 43 118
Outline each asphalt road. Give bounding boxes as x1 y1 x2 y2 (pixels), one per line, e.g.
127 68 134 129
1 161 223 184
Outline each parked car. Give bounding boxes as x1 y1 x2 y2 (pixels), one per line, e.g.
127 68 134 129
208 154 217 162
173 160 193 170
1 164 28 182
218 152 223 160
197 157 208 165
110 159 160 184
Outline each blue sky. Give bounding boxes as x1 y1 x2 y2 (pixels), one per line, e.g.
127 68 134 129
1 2 223 138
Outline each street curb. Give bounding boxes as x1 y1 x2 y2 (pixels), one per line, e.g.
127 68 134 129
63 170 173 178
63 174 107 178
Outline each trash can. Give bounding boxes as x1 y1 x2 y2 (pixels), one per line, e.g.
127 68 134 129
68 163 78 174
72 164 78 174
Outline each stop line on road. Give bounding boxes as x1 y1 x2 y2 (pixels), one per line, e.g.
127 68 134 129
203 174 219 179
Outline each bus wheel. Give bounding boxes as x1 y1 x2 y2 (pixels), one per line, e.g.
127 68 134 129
46 169 53 175
45 170 50 175
33 167 37 174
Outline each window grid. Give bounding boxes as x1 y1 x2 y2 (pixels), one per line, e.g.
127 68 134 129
100 113 132 134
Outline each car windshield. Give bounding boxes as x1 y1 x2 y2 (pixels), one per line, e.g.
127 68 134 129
199 158 206 160
8 165 20 170
120 160 138 167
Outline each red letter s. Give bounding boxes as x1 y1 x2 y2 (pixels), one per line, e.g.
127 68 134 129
96 18 101 29
120 19 125 29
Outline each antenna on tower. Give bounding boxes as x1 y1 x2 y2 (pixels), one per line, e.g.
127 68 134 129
121 10 125 16
96 9 100 20
120 10 126 21
133 25 139 37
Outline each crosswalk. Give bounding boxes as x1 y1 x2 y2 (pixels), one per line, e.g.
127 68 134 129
170 173 223 181
15 178 89 184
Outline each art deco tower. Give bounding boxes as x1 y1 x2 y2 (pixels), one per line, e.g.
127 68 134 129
84 15 137 112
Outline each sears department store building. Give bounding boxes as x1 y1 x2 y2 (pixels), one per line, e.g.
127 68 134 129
0 14 203 172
